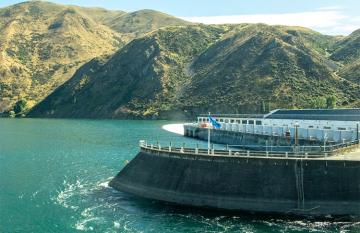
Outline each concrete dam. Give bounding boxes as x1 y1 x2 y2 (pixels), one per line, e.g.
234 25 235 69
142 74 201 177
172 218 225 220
110 142 360 217
110 109 360 217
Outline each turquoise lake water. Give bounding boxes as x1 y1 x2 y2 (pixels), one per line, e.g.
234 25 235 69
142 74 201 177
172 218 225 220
0 118 359 233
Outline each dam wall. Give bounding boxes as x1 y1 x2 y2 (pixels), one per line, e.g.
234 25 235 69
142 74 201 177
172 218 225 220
110 148 360 216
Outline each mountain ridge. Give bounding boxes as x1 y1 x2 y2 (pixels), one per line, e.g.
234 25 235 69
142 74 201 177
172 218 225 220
0 1 359 118
0 1 190 112
28 24 360 119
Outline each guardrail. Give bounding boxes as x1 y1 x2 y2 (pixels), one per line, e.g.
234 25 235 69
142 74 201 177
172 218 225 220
138 140 359 159
330 140 360 150
184 122 359 143
227 140 360 153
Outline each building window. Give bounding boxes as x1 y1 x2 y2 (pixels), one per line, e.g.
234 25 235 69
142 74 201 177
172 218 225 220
219 119 224 122
236 120 241 124
248 120 254 125
308 126 314 128
242 120 247 124
338 127 346 131
230 119 235 123
225 119 229 123
256 120 262 125
323 126 331 130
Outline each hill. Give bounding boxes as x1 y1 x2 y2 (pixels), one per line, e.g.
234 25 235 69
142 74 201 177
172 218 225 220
331 29 360 63
181 25 356 113
0 1 190 112
331 29 360 86
28 24 360 119
1 1 358 118
0 1 123 110
28 25 226 118
105 9 192 38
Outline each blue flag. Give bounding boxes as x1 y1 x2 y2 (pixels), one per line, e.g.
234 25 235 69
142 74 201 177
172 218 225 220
208 116 221 129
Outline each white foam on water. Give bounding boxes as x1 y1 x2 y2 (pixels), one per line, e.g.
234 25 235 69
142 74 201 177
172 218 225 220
162 123 185 135
113 221 120 229
98 181 109 188
97 177 113 188
31 190 39 198
53 177 112 210
75 217 100 231
81 206 96 218
52 179 85 210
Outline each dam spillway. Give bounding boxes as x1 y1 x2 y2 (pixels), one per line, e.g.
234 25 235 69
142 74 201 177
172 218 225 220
110 142 360 217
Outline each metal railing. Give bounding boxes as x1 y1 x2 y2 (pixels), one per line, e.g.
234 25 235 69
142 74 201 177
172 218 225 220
330 140 360 150
185 122 359 143
227 140 360 152
138 140 360 159
198 112 360 121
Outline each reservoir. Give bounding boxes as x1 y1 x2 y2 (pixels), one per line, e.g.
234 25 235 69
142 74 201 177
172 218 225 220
0 118 359 232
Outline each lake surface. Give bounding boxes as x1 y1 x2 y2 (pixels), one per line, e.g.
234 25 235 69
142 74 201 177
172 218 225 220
0 118 359 233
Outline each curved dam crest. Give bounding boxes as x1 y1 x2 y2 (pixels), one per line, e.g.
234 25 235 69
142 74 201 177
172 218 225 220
110 146 360 217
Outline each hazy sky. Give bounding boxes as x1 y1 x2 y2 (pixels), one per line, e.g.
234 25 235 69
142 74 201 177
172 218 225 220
1 0 359 35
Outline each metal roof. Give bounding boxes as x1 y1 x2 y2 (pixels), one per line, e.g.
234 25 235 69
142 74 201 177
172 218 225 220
199 113 266 118
199 109 360 121
266 109 360 121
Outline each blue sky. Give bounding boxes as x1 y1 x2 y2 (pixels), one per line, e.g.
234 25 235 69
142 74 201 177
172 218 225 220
1 0 359 35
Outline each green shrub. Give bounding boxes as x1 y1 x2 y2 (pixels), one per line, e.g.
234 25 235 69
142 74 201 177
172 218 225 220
326 96 337 109
13 99 28 115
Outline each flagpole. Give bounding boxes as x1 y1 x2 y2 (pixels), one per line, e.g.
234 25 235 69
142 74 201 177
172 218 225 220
208 112 210 152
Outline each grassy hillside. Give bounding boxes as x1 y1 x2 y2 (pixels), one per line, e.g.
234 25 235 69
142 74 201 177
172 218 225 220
0 1 190 113
28 25 226 118
182 25 356 113
330 29 360 87
331 29 360 63
1 1 359 118
0 1 124 110
105 9 192 38
28 24 360 119
70 6 125 25
338 59 360 83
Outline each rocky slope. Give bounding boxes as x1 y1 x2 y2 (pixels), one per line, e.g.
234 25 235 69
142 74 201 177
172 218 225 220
1 1 358 118
28 24 360 119
28 25 226 118
104 9 192 38
0 1 189 111
333 29 360 84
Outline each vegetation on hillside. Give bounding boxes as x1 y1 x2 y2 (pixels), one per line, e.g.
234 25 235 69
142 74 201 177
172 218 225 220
28 24 360 119
331 29 360 63
105 9 192 37
180 24 358 115
0 1 189 113
1 1 359 119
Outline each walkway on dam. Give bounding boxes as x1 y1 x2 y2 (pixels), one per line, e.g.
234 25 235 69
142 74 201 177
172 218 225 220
139 140 360 161
329 147 360 161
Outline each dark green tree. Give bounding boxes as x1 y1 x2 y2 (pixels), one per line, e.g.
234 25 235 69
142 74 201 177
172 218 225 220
261 101 266 113
310 97 326 109
326 96 336 109
13 99 28 115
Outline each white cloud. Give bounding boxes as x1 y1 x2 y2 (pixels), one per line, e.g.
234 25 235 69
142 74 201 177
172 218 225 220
317 6 343 11
180 9 360 35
